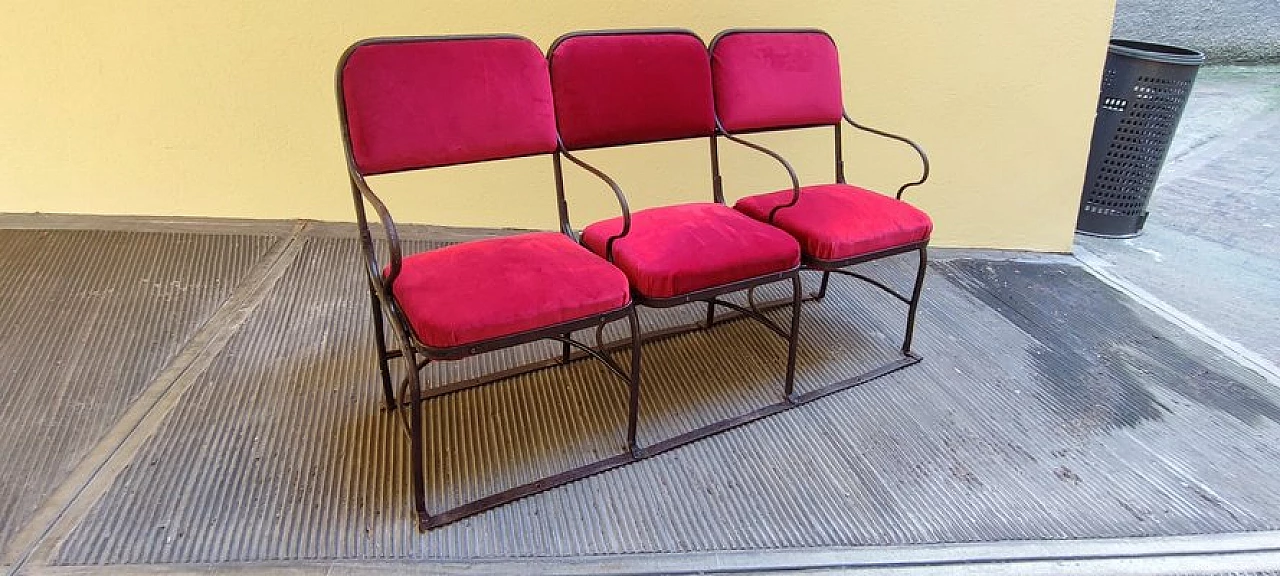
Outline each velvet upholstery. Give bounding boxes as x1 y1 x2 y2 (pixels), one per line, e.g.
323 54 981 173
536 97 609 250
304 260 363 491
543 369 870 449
549 32 716 149
735 184 932 262
341 37 558 175
581 203 800 299
711 31 843 132
390 232 631 349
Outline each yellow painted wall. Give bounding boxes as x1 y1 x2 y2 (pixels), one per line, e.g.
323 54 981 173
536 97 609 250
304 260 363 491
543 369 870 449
0 1 1114 251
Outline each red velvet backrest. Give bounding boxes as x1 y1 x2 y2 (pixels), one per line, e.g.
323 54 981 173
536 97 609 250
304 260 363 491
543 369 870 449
710 30 844 132
339 36 558 175
549 31 716 150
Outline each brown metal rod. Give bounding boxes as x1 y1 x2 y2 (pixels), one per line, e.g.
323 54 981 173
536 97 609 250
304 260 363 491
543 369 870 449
413 348 922 530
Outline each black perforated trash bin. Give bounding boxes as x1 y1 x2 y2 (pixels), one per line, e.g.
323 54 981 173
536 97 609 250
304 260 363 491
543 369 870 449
1076 39 1205 238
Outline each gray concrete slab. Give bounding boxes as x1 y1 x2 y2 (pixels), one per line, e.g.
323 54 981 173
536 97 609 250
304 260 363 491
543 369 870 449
1076 65 1280 365
16 531 1280 575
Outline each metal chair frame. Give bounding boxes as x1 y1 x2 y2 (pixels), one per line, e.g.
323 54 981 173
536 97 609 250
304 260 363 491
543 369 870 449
336 35 645 530
547 28 807 448
333 29 933 531
709 27 933 404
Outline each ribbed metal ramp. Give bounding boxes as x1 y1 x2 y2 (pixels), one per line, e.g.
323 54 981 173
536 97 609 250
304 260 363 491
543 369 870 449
0 228 278 569
2 221 1279 575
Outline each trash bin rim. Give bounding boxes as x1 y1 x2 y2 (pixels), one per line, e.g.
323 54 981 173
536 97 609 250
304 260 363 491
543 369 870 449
1109 39 1205 66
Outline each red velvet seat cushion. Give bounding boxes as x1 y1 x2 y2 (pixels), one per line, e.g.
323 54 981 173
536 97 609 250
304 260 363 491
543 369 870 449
581 203 801 300
549 31 716 149
390 232 631 349
711 31 843 132
734 184 932 262
341 37 558 175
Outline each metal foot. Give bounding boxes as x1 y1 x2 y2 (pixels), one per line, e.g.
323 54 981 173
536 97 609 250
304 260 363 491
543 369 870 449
902 246 928 355
626 309 643 454
815 271 831 300
783 273 803 399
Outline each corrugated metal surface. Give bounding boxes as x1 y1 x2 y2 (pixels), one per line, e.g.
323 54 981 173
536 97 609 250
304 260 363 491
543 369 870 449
0 230 277 560
43 241 1280 565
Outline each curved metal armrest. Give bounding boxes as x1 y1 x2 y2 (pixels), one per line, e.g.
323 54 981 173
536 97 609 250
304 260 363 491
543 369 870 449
350 173 404 287
843 112 930 200
559 149 632 261
719 132 802 223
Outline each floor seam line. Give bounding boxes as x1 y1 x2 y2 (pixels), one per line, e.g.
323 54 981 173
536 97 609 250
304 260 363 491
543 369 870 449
19 532 1280 575
1073 244 1280 387
2 223 309 576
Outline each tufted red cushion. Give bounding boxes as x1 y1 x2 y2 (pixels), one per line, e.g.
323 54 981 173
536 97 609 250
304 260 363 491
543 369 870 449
550 32 716 149
581 203 800 300
390 232 631 349
341 37 558 175
735 184 932 262
711 31 843 132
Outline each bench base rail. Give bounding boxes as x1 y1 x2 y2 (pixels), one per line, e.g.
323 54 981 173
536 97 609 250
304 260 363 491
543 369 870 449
395 258 925 531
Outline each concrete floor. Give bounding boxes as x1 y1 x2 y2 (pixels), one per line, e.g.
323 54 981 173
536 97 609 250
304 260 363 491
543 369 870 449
0 214 1277 575
1076 65 1280 368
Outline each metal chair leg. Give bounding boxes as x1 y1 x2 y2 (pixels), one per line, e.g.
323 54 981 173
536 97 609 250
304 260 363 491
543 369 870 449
561 334 572 364
392 338 430 531
902 245 928 354
704 301 716 328
626 308 643 457
816 270 832 300
784 272 803 402
383 316 430 531
368 286 396 410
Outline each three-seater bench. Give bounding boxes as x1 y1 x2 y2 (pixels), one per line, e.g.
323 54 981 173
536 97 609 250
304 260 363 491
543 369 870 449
336 28 932 531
